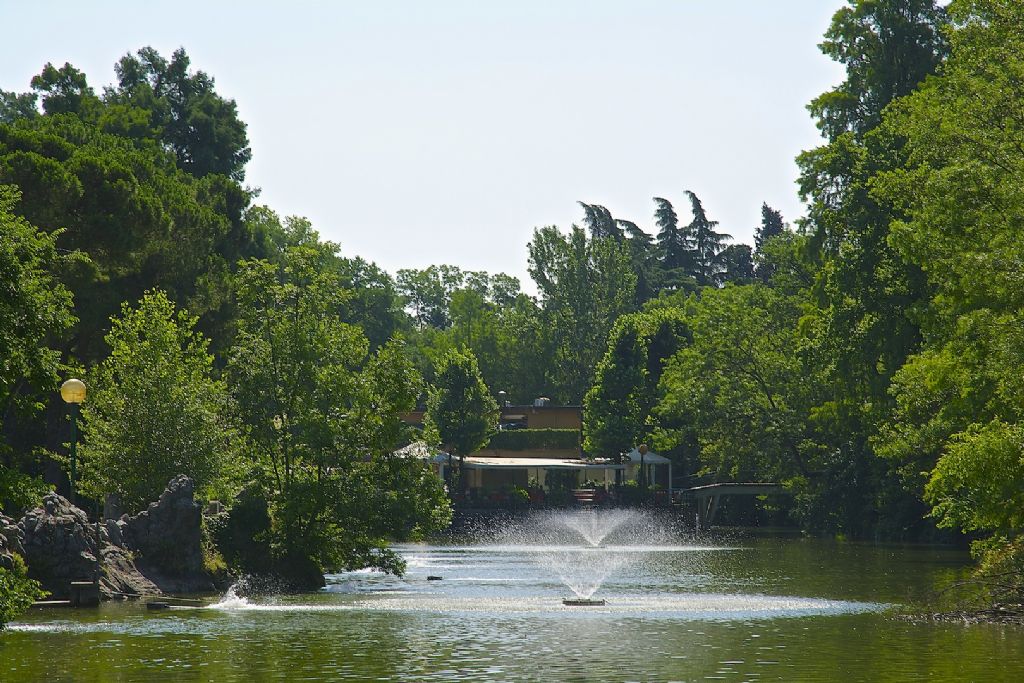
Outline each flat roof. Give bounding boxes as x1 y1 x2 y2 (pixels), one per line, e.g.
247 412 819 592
461 457 622 470
501 405 583 410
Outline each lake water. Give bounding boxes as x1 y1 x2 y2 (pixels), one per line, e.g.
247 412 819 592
4 527 1024 681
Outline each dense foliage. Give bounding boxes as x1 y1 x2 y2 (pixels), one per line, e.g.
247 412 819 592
486 429 579 452
0 555 45 630
79 290 235 511
0 185 75 513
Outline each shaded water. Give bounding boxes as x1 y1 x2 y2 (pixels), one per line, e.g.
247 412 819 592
4 530 1024 681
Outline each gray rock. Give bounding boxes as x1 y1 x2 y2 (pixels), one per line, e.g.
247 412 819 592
122 475 213 593
17 492 159 599
1 513 24 571
15 476 214 599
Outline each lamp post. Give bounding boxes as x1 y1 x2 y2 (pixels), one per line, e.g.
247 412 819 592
638 443 648 491
60 378 87 504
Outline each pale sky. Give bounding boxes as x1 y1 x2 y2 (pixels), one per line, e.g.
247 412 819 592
1 1 847 289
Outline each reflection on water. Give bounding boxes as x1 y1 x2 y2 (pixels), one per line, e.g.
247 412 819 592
3 535 1024 682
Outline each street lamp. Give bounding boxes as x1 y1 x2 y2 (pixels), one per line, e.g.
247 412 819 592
638 443 648 491
60 378 87 504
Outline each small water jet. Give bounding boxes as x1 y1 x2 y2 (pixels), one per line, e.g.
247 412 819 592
209 581 252 609
558 509 635 546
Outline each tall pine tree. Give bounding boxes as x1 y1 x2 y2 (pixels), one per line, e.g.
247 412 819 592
684 190 729 287
754 203 786 283
653 197 694 291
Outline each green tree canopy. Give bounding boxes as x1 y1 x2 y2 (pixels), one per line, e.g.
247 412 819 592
719 244 755 284
528 225 637 402
809 0 947 140
682 190 730 288
871 0 1024 574
754 203 786 283
229 242 448 582
0 184 75 513
0 113 260 366
80 290 235 511
425 348 498 495
107 47 252 180
425 348 498 454
584 307 690 461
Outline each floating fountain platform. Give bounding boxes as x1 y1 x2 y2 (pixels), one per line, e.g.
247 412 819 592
563 598 606 606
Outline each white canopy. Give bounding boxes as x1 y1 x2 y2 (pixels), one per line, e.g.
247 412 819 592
461 456 623 470
625 448 670 464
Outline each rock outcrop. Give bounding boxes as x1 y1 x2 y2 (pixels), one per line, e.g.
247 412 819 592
0 513 23 572
16 475 212 599
18 493 159 599
121 475 213 593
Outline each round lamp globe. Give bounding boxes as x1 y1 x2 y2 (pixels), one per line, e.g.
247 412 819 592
60 378 87 404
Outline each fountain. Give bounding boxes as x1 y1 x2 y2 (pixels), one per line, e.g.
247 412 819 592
498 509 662 606
206 509 885 623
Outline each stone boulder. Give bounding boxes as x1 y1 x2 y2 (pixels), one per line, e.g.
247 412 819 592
121 475 213 593
0 512 24 572
18 493 159 599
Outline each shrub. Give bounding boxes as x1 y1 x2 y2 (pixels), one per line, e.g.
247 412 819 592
486 429 580 451
0 555 46 629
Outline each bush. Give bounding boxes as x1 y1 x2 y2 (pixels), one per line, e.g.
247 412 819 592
509 486 530 508
486 429 580 451
208 484 273 576
0 555 46 629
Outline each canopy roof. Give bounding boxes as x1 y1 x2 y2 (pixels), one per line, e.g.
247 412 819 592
625 448 670 464
459 456 623 470
423 456 614 466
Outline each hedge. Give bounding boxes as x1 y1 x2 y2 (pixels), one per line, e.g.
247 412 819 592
486 429 580 451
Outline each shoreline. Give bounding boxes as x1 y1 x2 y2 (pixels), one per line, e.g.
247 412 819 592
901 603 1024 627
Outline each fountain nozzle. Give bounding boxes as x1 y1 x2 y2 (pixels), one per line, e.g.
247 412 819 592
563 598 606 606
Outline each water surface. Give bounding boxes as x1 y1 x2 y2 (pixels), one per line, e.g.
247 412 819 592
4 534 1023 681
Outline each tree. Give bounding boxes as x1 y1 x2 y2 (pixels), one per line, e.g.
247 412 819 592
652 285 879 533
424 348 498 496
396 265 468 329
30 63 100 117
584 319 647 460
108 47 252 180
790 0 949 535
578 202 623 242
79 291 235 511
871 0 1024 583
809 0 948 140
229 243 448 584
528 225 637 402
0 113 259 366
0 185 76 428
653 196 695 291
584 308 690 467
0 90 38 123
334 255 410 350
754 203 786 283
683 191 730 287
0 185 75 513
719 244 755 284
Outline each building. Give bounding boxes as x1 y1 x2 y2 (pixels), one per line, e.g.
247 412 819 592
405 399 673 505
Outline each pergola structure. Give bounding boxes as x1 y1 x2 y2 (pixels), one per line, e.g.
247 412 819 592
686 482 787 529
